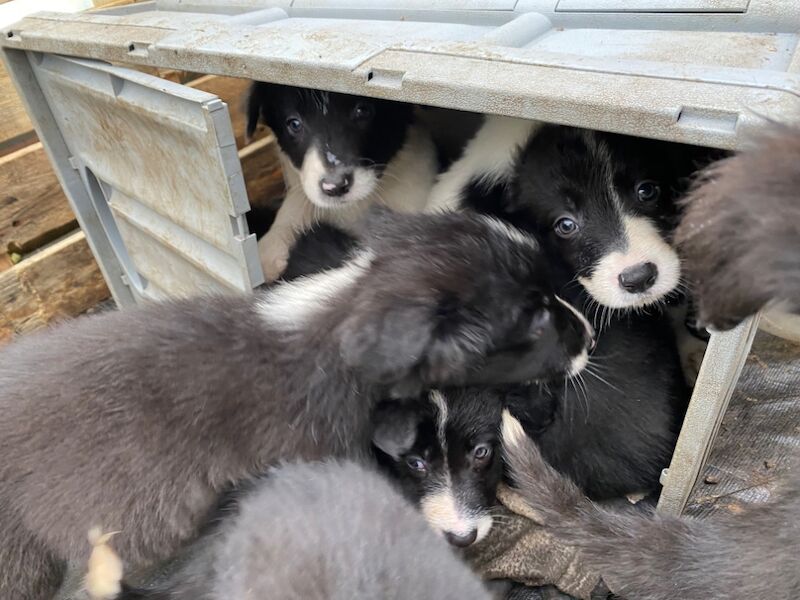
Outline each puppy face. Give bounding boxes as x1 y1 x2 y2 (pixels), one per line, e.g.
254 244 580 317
247 82 414 209
337 210 594 397
511 126 706 310
372 388 504 547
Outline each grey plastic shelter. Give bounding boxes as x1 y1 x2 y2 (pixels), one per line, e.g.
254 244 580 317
3 0 799 516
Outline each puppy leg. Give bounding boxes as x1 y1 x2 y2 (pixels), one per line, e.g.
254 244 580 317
0 525 65 600
257 188 314 282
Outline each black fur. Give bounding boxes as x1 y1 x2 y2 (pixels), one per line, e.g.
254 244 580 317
503 420 800 600
0 209 591 599
281 223 358 281
507 310 689 500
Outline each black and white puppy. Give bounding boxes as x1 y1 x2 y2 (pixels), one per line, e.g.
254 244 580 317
247 82 437 280
372 388 505 548
507 310 689 501
428 116 716 312
0 210 593 600
501 412 800 600
89 461 495 600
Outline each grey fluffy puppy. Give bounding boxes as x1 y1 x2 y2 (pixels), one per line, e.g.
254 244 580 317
501 412 799 600
106 461 494 600
0 209 592 600
676 122 800 330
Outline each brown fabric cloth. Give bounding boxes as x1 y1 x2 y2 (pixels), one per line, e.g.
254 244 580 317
464 485 601 600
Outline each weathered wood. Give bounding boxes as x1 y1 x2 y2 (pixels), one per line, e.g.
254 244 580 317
0 60 36 156
0 142 78 255
0 231 110 344
0 75 281 268
240 135 285 209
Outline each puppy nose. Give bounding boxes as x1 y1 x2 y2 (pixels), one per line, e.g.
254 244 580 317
444 529 478 548
319 172 352 197
618 262 658 293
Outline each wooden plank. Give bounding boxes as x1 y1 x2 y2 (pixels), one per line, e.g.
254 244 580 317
0 142 78 256
0 231 109 344
240 135 285 209
0 60 36 156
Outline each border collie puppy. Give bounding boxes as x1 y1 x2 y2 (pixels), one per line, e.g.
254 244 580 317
428 116 716 312
507 310 689 501
501 412 800 600
247 82 438 281
676 122 800 330
372 388 506 548
374 312 686 517
86 461 495 600
0 210 593 600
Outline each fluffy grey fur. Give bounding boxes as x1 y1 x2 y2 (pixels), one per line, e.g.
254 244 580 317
0 209 591 600
117 461 493 599
676 122 800 330
502 416 800 600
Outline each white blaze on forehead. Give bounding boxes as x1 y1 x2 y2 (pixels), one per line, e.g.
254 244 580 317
578 215 681 309
257 251 373 330
421 390 493 544
429 389 449 454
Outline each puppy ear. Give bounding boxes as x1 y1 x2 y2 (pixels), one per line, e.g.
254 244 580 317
245 82 269 143
339 297 491 396
371 403 420 459
339 304 434 396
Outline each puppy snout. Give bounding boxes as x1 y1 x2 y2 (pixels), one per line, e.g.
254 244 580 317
319 171 353 197
618 262 658 293
444 529 478 548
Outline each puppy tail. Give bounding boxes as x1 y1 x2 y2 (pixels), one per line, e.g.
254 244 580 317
85 528 124 600
500 410 800 600
675 122 800 329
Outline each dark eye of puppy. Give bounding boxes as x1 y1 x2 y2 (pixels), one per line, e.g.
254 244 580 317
554 215 579 238
529 308 551 338
352 102 375 122
636 180 661 203
285 116 303 135
406 456 428 476
472 443 493 468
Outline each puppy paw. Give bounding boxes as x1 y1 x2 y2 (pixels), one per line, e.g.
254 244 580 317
258 239 290 282
85 527 123 600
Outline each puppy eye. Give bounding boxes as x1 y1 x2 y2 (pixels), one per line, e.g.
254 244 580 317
554 216 579 238
406 456 427 473
285 117 303 134
353 102 375 121
473 444 492 462
636 180 661 203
